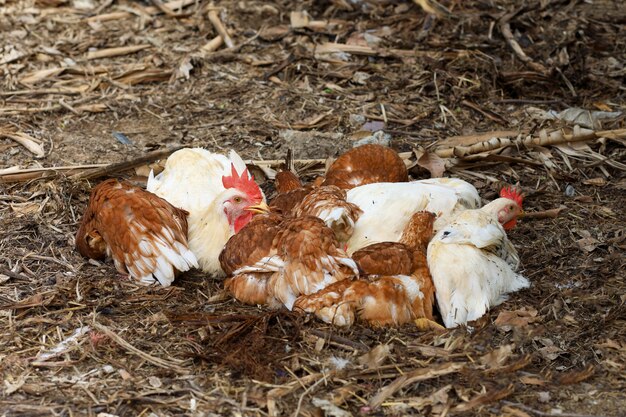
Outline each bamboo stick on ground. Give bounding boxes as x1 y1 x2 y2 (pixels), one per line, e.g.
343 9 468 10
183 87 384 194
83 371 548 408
208 10 234 48
434 127 626 158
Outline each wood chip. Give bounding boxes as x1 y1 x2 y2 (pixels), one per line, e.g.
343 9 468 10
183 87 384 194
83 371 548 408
85 44 151 60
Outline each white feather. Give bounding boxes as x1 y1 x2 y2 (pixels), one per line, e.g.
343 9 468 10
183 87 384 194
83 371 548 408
395 275 424 301
427 209 530 328
346 180 480 254
233 255 285 274
228 149 249 179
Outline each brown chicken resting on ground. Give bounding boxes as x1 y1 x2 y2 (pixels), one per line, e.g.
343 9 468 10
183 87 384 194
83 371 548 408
269 168 362 242
221 214 359 311
76 179 198 286
321 144 409 189
294 211 438 328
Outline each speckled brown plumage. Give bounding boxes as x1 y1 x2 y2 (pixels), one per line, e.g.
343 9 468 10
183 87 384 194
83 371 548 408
322 144 409 189
294 211 436 327
220 215 358 310
292 185 362 242
76 179 197 286
221 213 283 306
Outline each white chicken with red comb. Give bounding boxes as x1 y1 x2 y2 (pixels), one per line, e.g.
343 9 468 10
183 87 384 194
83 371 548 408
148 148 268 277
427 187 529 328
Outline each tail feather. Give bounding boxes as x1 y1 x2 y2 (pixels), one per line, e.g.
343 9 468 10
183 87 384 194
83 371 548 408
228 149 250 179
146 169 157 192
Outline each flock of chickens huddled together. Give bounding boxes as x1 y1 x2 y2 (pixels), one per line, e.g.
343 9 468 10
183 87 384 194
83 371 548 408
76 144 529 329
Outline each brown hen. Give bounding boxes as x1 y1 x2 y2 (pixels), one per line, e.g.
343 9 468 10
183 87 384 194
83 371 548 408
322 144 409 189
292 185 362 242
269 173 362 242
294 211 437 327
220 215 358 310
220 213 283 307
76 179 197 286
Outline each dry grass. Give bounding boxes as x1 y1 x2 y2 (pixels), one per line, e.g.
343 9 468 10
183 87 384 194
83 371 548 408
1 0 625 415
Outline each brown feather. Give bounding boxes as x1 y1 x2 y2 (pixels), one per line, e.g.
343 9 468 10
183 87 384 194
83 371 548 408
294 210 436 327
274 170 303 194
221 214 356 310
269 187 311 215
75 179 194 285
322 144 409 189
292 186 362 241
219 213 282 275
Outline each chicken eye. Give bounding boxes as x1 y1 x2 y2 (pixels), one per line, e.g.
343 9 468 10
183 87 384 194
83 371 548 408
233 197 242 203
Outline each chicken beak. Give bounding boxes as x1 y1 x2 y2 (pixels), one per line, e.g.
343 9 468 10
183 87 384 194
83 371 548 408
245 201 270 214
518 209 526 218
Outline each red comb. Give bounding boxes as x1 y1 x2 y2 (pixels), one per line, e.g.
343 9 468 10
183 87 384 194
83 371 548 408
222 163 263 202
500 186 523 207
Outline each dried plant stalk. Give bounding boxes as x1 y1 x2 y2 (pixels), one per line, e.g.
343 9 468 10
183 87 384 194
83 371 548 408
435 127 626 158
208 10 234 48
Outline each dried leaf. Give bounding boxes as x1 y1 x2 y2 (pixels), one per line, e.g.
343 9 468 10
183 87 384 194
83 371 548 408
10 202 42 216
358 344 391 369
416 151 446 177
290 11 310 28
436 130 519 149
557 364 595 385
453 384 514 412
494 308 540 331
116 68 173 85
148 376 162 388
0 48 26 65
0 131 45 158
1 292 55 310
20 67 65 86
502 406 533 417
479 344 514 369
537 344 562 361
576 236 599 252
173 56 193 80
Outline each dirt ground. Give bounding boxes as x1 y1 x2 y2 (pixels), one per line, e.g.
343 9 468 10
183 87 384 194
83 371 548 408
1 0 625 416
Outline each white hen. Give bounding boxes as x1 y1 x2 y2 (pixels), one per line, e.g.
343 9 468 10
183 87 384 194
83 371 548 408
345 178 480 254
147 148 249 212
147 148 267 277
427 193 529 328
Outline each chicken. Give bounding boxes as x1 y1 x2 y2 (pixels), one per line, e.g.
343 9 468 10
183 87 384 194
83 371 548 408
221 215 359 310
345 178 481 254
76 179 197 286
147 148 268 276
292 186 362 243
269 168 362 243
274 170 303 193
321 144 409 189
147 148 249 212
220 213 283 308
294 211 436 327
427 187 529 328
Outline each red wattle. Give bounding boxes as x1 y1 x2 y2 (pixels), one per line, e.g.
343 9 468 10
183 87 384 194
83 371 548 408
502 218 517 230
234 212 253 233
